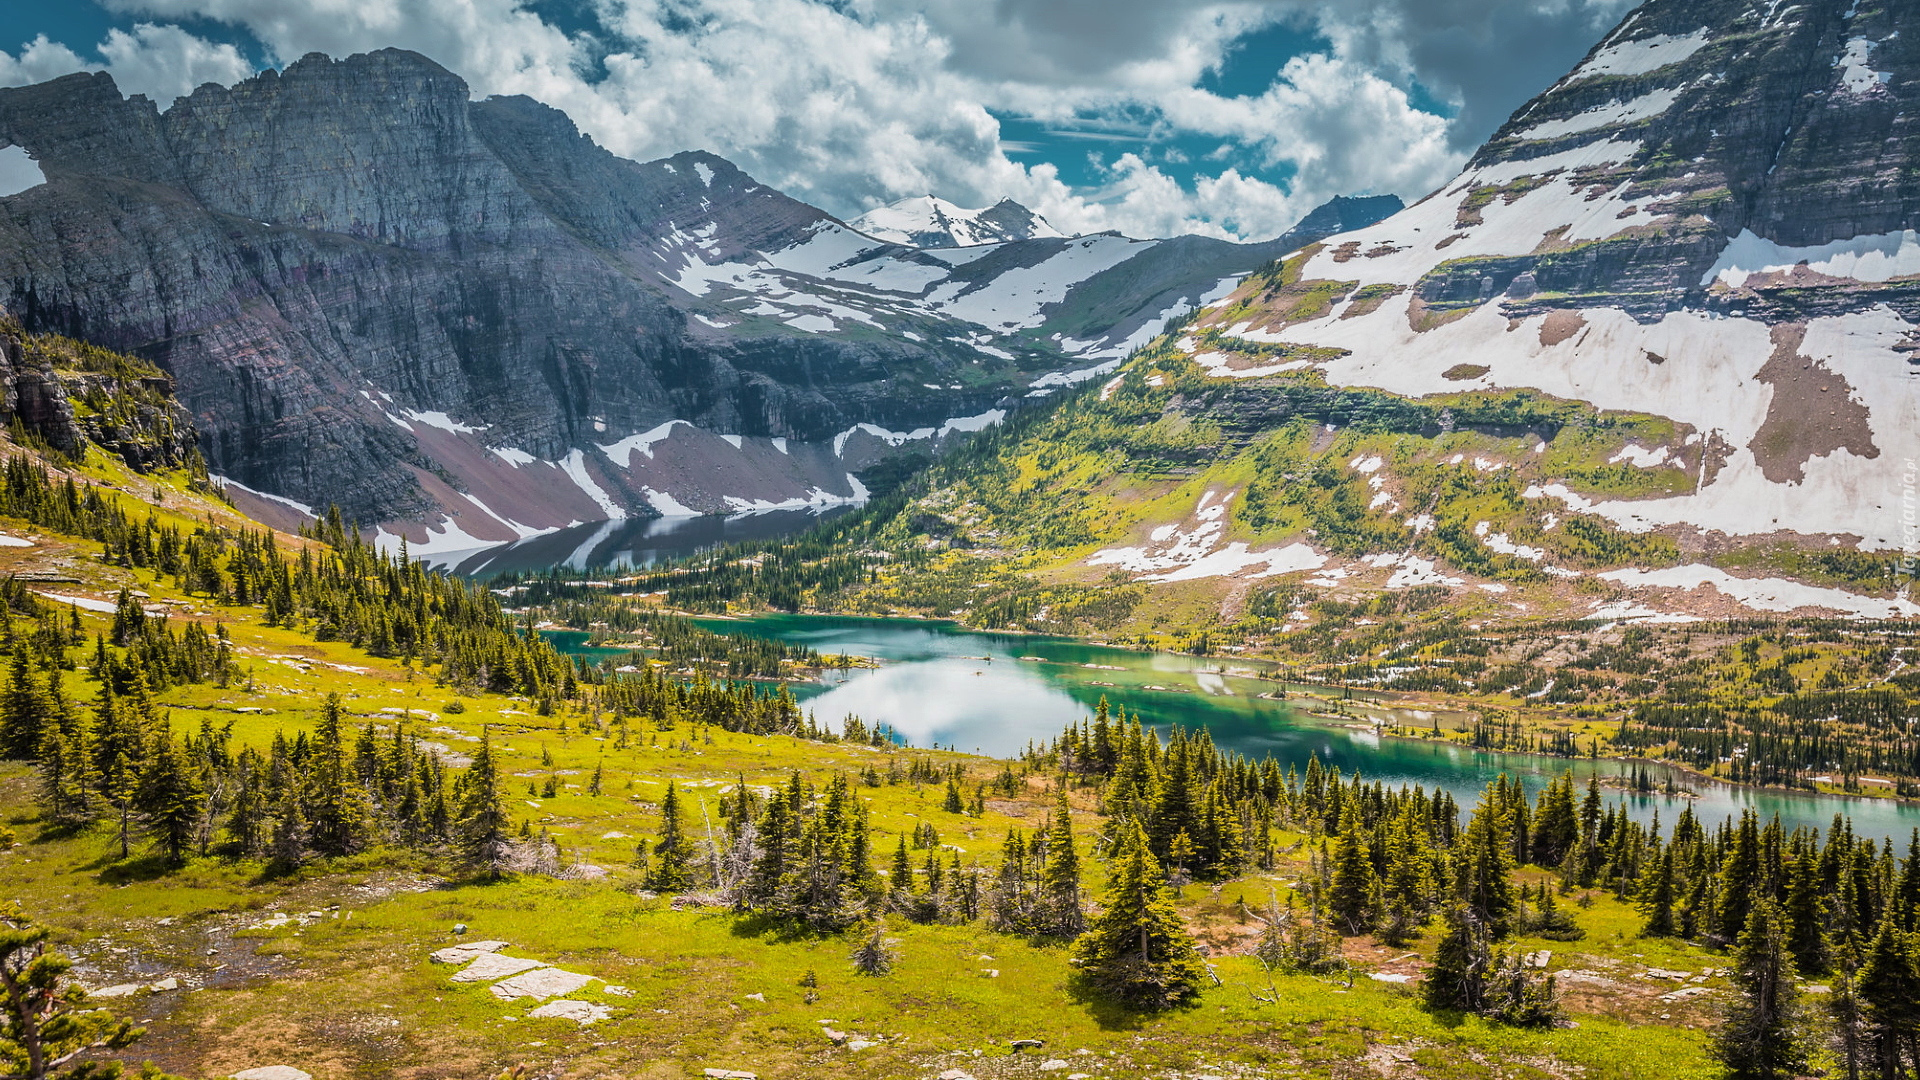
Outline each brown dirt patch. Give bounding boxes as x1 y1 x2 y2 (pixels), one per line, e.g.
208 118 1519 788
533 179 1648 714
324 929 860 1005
1750 324 1880 483
1442 364 1491 381
1406 296 1476 334
1341 284 1406 320
1538 310 1587 347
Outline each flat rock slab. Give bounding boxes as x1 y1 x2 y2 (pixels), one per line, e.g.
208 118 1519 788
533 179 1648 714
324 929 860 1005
450 953 547 983
703 1070 757 1079
490 967 596 1001
233 1068 312 1080
89 984 142 998
528 999 612 1025
432 941 511 964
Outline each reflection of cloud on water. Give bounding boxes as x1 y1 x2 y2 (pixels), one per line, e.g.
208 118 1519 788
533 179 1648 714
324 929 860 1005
1196 672 1230 696
808 660 1088 755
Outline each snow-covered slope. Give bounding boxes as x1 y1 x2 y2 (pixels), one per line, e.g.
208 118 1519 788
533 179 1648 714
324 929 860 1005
1163 0 1920 553
850 195 1067 247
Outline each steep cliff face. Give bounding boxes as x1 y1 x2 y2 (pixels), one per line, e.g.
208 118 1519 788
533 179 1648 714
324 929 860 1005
0 323 198 470
0 50 1395 553
1157 0 1920 559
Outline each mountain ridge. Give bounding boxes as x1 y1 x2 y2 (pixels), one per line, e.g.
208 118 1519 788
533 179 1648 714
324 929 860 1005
850 194 1067 248
0 48 1400 557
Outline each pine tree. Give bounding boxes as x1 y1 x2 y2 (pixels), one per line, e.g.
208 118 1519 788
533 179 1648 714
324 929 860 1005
942 777 964 814
647 781 693 891
455 731 512 878
1856 915 1920 1080
1327 820 1379 935
0 650 45 761
1457 782 1518 934
1038 789 1085 937
1640 847 1678 937
1714 897 1807 1080
0 903 146 1080
1069 819 1206 1010
304 694 371 857
134 726 204 867
33 721 90 828
1425 903 1491 1012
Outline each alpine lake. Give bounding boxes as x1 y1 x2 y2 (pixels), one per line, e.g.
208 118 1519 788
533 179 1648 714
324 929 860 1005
545 613 1920 844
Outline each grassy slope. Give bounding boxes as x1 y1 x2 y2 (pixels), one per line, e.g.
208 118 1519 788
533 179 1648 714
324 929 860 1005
0 442 1729 1080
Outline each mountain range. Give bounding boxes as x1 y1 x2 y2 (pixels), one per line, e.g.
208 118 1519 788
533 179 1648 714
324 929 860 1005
849 195 1066 248
852 0 1920 626
0 52 1399 558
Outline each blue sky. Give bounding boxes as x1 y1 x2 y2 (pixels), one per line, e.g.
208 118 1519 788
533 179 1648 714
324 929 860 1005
0 0 1639 241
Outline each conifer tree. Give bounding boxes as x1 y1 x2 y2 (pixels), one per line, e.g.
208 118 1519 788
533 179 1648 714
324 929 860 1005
304 694 371 857
1640 847 1678 938
134 726 203 866
890 835 914 898
1069 819 1206 1010
1327 820 1379 935
455 731 512 878
1856 915 1920 1079
0 650 45 761
0 903 147 1080
647 781 692 891
1714 897 1807 1080
1038 789 1085 937
1425 903 1491 1012
1457 782 1518 933
33 721 90 829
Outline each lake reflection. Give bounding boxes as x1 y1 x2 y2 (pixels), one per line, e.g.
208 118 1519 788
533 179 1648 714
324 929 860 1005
685 614 1920 843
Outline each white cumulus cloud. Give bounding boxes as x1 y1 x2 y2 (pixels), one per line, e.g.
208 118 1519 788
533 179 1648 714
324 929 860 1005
1 0 1639 240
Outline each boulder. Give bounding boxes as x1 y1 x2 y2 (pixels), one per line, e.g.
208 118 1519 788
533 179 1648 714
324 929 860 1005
937 1071 976 1080
702 1070 757 1080
528 999 612 1025
489 967 596 1001
1010 1039 1044 1051
88 984 141 998
148 977 179 992
1040 1060 1070 1071
449 953 547 983
847 1040 877 1051
431 941 511 964
232 1069 312 1080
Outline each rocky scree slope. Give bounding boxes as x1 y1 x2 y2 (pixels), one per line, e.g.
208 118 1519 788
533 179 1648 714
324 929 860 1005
0 50 1396 556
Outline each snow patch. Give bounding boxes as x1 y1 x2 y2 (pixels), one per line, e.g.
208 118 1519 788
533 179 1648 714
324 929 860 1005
212 475 317 518
1568 28 1710 81
599 421 689 467
1838 37 1892 95
1598 565 1920 619
642 488 700 517
1517 87 1680 140
1704 229 1920 287
558 450 627 520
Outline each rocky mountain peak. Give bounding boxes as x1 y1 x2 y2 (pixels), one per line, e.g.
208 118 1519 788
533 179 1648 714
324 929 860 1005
850 194 1067 247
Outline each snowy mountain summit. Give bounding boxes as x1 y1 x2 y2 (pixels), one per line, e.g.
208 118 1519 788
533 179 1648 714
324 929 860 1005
851 195 1068 248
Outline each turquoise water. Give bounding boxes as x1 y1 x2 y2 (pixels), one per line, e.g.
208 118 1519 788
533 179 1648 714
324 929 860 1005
650 614 1920 841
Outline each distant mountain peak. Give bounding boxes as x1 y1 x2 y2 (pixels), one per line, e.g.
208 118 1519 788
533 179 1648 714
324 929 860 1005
850 194 1068 248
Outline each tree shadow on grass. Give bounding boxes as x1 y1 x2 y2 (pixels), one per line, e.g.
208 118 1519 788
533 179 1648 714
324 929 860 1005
1061 972 1180 1032
90 852 176 884
725 910 837 946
